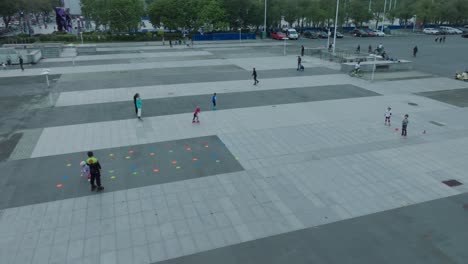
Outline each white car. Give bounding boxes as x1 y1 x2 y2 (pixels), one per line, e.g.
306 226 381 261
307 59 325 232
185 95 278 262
423 28 439 34
371 30 385 37
284 28 299 40
440 26 463 34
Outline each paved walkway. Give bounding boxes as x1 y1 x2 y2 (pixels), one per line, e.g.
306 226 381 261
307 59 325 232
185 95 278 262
1 40 468 264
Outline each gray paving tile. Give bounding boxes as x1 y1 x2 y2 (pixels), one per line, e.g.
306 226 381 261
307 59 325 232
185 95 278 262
117 247 133 264
37 229 55 247
133 245 150 264
85 220 100 239
100 250 117 264
115 214 131 231
173 219 191 236
192 232 214 251
179 235 198 255
160 222 177 240
32 246 52 264
66 224 86 240
115 230 132 250
146 225 162 243
49 242 68 264
100 233 117 253
129 212 145 229
67 239 84 260
148 242 167 263
83 236 100 257
20 231 40 249
207 229 227 248
100 217 116 235
131 227 148 247
163 237 182 260
142 210 159 226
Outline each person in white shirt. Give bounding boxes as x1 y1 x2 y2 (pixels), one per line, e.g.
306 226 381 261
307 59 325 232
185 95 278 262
384 107 392 126
354 61 361 71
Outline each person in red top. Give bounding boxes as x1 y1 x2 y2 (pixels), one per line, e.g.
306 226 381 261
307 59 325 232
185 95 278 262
192 106 201 123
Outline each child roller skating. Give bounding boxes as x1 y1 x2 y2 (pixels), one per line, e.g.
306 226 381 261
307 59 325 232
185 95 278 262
80 161 91 181
384 107 392 126
192 106 201 123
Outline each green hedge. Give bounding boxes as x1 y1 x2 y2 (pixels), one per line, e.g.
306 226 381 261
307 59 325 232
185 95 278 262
0 32 184 44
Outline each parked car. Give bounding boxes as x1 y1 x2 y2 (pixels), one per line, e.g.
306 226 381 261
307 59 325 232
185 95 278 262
363 29 377 37
329 31 344 38
423 28 439 34
303 30 318 39
284 28 299 40
371 30 385 37
271 31 288 40
440 26 462 34
462 33 468 38
317 31 328 38
456 27 468 33
351 29 369 37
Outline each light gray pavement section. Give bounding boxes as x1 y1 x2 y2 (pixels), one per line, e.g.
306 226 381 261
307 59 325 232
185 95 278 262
8 128 43 160
55 74 352 107
31 93 455 158
42 51 213 63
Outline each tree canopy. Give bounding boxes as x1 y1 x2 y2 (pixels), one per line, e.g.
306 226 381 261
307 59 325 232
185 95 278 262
1 0 467 32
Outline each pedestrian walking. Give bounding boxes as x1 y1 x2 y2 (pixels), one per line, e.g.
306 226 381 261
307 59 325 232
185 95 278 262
133 93 139 115
169 40 173 47
136 94 142 119
368 44 372 53
252 68 259 85
19 56 24 71
384 107 392 126
1 62 6 70
401 114 409 136
297 56 302 71
439 37 442 43
328 43 332 52
211 93 217 110
191 38 193 47
443 36 446 43
435 37 438 42
192 106 201 123
6 56 11 66
356 44 360 54
413 45 418 57
86 151 104 191
301 45 304 57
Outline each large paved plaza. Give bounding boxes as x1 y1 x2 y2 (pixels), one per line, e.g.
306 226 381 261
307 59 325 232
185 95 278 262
1 36 468 264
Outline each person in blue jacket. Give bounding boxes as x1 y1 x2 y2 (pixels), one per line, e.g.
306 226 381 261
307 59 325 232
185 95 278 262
212 93 217 110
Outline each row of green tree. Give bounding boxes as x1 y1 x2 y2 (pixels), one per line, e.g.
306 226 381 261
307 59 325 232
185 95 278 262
1 0 467 33
146 0 468 31
0 0 56 29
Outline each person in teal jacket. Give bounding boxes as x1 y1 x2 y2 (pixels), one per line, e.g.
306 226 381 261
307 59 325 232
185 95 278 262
136 94 142 119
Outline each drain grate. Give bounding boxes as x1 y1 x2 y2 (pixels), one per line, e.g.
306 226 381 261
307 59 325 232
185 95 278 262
429 121 445 127
442 179 462 187
408 102 418 106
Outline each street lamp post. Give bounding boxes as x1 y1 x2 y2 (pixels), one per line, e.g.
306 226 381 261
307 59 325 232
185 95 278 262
264 0 267 39
381 0 387 32
239 28 241 44
332 0 340 54
368 0 372 11
413 15 417 32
